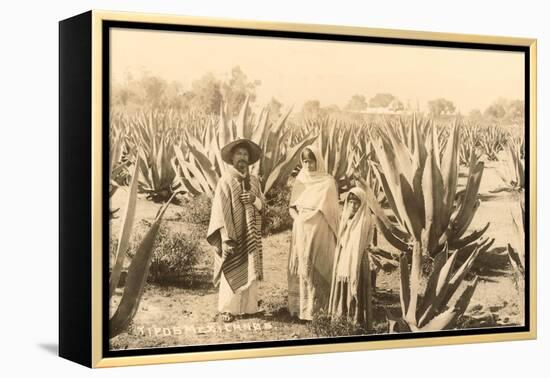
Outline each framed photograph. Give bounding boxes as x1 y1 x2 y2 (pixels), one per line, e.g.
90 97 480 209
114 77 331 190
59 10 537 368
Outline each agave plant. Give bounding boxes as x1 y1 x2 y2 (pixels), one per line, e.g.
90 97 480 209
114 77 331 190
507 191 525 318
305 116 355 190
458 125 481 167
387 239 493 332
361 117 495 331
175 97 317 198
109 156 177 338
109 130 125 219
367 117 490 258
479 124 508 161
492 139 525 193
129 111 182 202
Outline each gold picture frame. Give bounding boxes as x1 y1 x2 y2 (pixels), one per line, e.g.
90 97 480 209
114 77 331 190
59 9 537 368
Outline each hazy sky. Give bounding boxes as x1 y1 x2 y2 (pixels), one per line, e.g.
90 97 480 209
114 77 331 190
110 28 524 112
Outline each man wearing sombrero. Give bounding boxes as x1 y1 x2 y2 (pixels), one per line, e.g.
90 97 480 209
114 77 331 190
206 138 265 322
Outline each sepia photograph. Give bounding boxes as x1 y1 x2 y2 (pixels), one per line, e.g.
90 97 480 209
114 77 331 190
106 24 528 352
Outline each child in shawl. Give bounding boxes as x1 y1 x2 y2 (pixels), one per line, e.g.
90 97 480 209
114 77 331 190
329 187 374 330
288 146 340 321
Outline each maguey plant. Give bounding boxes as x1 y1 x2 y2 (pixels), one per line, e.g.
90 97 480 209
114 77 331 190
111 110 185 202
507 190 525 321
458 124 481 167
368 117 491 258
479 124 508 161
174 96 317 198
493 138 525 193
362 117 494 331
109 157 177 338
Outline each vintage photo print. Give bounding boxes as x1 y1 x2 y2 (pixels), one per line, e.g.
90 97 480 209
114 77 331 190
106 24 528 352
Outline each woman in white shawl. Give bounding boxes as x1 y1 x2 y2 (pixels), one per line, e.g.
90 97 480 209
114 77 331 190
329 187 374 329
288 146 339 321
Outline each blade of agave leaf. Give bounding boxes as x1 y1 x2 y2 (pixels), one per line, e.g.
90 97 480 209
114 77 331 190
335 128 352 180
422 140 444 252
405 241 422 326
430 122 442 166
263 120 285 176
148 111 157 158
218 101 231 149
149 150 160 192
184 155 215 195
362 194 411 252
399 171 425 241
325 120 337 175
412 116 427 169
519 158 525 188
444 238 494 305
448 222 490 250
170 158 196 196
110 133 123 177
137 149 153 191
162 143 176 189
251 108 269 146
396 118 406 143
109 160 140 300
417 248 459 326
278 120 294 147
418 304 457 331
385 126 425 240
332 129 343 178
263 135 317 194
272 105 293 134
435 248 458 296
361 179 410 241
374 219 411 253
236 95 250 139
510 202 525 254
181 164 210 197
155 136 165 188
449 161 484 239
398 254 410 319
509 143 523 188
209 127 226 178
109 205 164 338
444 276 480 329
371 161 404 227
506 243 525 275
186 140 219 190
452 198 481 242
407 118 414 150
372 138 413 234
385 120 415 183
439 122 459 235
418 247 448 320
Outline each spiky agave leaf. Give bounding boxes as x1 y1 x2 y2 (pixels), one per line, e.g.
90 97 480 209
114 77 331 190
493 140 525 192
109 160 140 300
263 134 317 194
109 192 177 338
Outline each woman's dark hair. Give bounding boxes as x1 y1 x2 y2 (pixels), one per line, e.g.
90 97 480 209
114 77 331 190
301 147 317 162
347 192 361 203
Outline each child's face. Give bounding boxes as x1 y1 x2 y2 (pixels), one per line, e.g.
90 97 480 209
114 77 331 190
348 198 361 218
302 157 317 172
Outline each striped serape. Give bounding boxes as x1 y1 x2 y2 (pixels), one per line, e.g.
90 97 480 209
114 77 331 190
207 168 263 292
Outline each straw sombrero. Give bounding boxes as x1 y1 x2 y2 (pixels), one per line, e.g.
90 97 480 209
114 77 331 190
220 138 262 165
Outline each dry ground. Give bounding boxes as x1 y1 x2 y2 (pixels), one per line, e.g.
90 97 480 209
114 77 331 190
109 156 525 351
